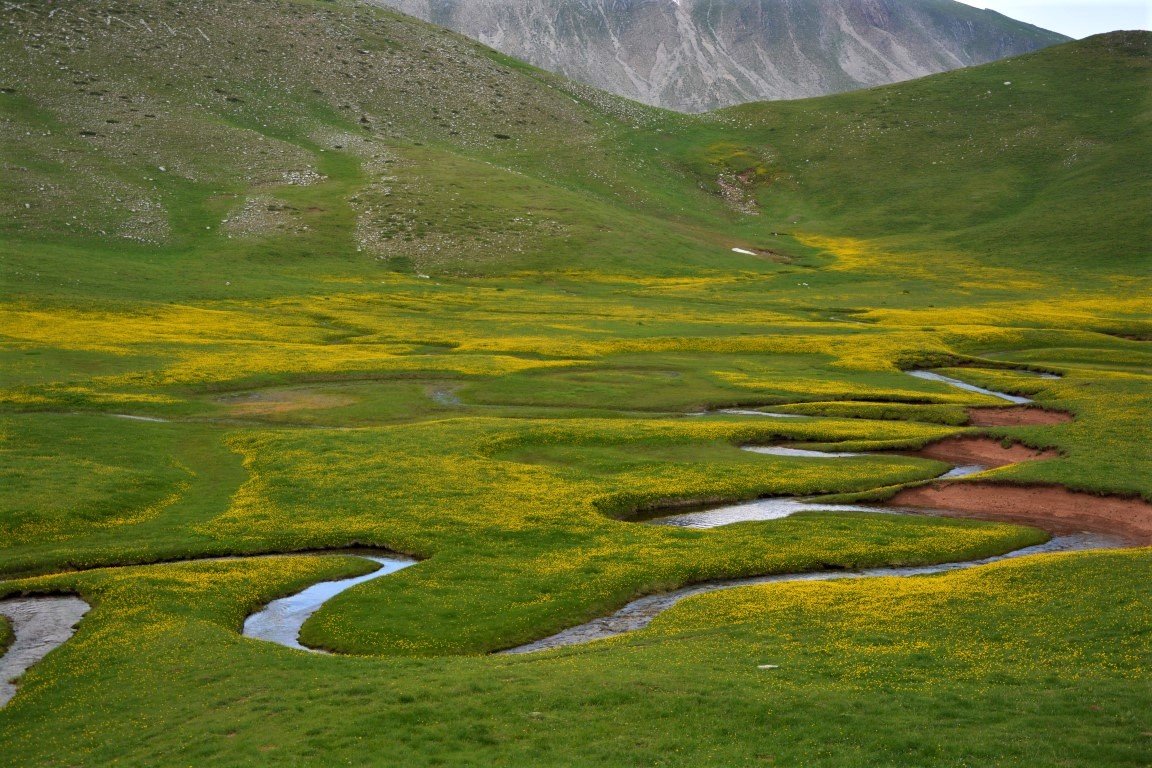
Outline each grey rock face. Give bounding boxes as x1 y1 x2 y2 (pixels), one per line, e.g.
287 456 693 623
367 0 1069 112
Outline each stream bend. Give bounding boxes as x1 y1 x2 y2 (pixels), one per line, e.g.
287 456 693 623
0 369 1115 688
500 533 1120 654
0 596 90 707
242 555 417 651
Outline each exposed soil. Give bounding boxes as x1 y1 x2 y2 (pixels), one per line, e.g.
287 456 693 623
967 406 1074 426
716 174 759 215
892 482 1152 545
217 389 358 415
748 247 791 264
908 436 1059 468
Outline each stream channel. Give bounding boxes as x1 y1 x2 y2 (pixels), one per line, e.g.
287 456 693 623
0 368 1096 699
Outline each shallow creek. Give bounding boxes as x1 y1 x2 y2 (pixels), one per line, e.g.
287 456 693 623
242 555 416 651
907 370 1034 404
0 552 415 706
500 532 1121 654
499 371 1077 653
0 596 90 706
650 444 986 529
0 369 1095 691
697 367 1051 418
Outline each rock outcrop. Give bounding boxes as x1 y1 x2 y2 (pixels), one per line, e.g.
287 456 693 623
369 0 1069 112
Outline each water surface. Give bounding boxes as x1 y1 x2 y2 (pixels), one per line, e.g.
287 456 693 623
907 370 1033 404
501 533 1120 654
743 445 861 458
243 555 417 651
0 596 90 706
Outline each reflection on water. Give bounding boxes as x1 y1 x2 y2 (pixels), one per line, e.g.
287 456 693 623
743 445 861 458
908 370 1033 404
243 556 417 651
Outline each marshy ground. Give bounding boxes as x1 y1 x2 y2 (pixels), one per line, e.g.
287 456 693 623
0 1 1149 765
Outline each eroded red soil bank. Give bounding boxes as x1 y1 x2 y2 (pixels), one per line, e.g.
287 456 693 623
967 406 1074 426
909 436 1059 467
892 482 1152 545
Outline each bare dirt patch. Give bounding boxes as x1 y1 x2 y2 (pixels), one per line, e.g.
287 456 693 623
741 246 791 263
967 406 1074 426
716 174 759 215
909 436 1059 467
892 482 1152 544
217 389 358 416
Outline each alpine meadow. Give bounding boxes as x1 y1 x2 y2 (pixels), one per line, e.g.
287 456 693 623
0 1 1149 766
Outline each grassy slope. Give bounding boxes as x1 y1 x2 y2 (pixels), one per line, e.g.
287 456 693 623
0 0 1149 765
730 32 1151 273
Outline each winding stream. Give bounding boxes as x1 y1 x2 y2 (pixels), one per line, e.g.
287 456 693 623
907 370 1033 404
743 445 862 458
0 368 1108 691
698 366 1049 419
498 370 1083 652
688 408 807 418
0 552 415 706
500 533 1121 654
642 443 986 529
242 555 416 651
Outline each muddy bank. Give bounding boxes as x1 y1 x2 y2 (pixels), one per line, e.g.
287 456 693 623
908 436 1059 467
891 483 1152 545
0 596 90 706
216 388 358 416
967 406 1074 426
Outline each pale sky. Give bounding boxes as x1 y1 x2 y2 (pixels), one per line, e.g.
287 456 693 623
955 1 1152 38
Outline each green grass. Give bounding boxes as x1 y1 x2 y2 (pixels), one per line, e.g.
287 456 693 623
0 416 249 577
0 0 1148 764
0 613 11 658
0 549 1146 766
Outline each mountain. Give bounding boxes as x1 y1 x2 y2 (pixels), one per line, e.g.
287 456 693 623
366 0 1071 112
0 0 1143 287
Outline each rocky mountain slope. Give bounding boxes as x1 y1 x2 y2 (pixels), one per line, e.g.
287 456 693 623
368 0 1069 112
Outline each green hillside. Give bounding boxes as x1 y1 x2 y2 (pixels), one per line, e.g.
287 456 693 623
716 31 1152 272
0 0 1149 765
